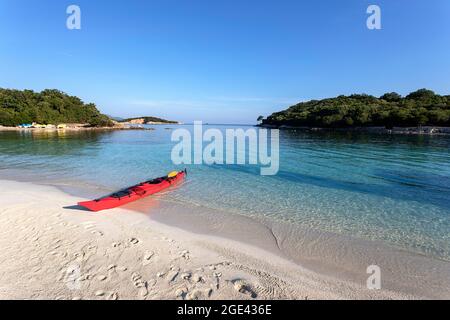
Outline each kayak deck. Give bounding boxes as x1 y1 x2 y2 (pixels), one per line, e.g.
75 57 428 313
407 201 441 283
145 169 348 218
78 170 186 212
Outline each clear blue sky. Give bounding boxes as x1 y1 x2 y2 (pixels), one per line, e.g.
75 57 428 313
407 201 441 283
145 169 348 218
1 0 449 124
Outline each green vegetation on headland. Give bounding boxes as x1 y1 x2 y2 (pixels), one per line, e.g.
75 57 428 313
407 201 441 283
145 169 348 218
0 88 114 127
262 89 450 128
120 116 178 124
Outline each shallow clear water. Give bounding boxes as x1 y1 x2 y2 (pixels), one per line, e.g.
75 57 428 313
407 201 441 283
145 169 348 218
1 126 449 260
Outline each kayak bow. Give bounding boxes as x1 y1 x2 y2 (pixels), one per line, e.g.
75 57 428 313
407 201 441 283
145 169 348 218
78 170 186 212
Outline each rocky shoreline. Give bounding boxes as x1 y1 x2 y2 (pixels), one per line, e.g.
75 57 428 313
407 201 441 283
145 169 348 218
120 117 180 125
0 124 155 132
258 125 450 136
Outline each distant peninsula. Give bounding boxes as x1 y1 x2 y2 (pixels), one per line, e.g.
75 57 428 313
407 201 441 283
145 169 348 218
261 89 450 130
120 116 179 125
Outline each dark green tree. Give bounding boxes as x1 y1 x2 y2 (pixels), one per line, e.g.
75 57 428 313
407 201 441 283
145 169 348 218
380 92 402 102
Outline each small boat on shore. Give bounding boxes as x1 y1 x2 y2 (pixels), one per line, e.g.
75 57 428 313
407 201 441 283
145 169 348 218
78 170 186 212
17 123 32 128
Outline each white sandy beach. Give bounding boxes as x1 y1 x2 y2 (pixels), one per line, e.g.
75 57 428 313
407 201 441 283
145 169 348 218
0 179 425 300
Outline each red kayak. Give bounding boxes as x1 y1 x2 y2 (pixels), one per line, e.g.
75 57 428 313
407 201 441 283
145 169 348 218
78 170 186 212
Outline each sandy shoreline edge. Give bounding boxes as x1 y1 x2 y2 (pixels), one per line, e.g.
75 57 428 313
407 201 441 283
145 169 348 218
0 179 422 300
147 196 450 300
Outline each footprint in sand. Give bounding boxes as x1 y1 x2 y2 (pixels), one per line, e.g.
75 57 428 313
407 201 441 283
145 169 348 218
192 274 203 283
84 274 94 281
73 252 86 261
183 288 213 300
82 221 96 230
81 221 104 236
107 292 119 300
180 272 192 280
129 238 140 245
175 288 186 299
112 242 122 248
97 275 107 281
162 236 175 243
142 251 154 266
95 290 105 297
52 239 62 250
167 270 179 283
132 273 148 297
107 264 117 271
179 250 190 259
230 279 258 299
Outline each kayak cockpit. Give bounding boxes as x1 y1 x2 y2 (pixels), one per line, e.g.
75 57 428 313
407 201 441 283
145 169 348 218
111 190 133 199
143 177 166 184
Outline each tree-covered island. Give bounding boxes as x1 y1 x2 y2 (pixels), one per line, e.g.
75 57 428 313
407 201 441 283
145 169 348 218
261 89 450 129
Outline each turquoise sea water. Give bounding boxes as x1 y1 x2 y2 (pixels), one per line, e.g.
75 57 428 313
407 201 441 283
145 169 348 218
1 125 449 261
